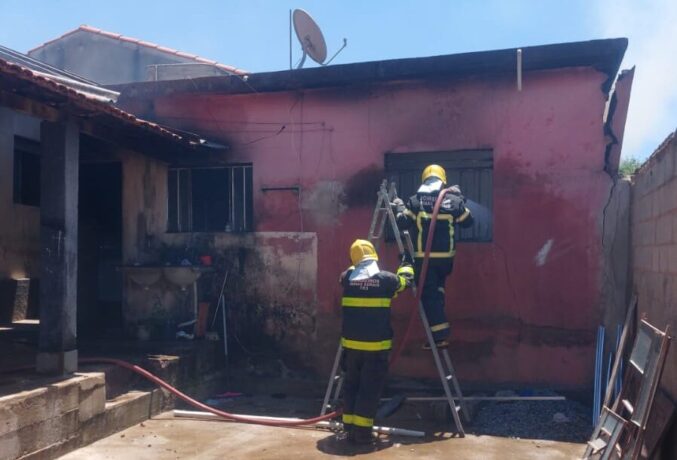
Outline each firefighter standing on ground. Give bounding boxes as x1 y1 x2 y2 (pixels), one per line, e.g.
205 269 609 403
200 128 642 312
393 164 473 348
339 239 414 444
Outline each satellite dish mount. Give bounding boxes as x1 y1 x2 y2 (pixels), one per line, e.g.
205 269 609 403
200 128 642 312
291 9 346 69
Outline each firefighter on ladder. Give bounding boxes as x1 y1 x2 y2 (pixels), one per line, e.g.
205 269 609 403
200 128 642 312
339 239 414 445
393 164 473 348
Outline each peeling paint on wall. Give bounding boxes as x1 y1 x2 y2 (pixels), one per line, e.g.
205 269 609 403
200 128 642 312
300 181 347 226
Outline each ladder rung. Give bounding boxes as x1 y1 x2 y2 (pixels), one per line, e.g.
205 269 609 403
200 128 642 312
588 438 607 454
446 375 453 381
621 399 634 414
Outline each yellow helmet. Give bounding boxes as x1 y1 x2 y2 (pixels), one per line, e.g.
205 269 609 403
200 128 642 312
422 164 447 184
350 239 378 266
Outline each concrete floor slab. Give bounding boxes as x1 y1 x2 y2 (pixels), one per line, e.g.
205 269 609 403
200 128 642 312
59 413 586 460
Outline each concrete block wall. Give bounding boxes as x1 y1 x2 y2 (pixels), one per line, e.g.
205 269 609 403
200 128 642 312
631 129 677 402
0 371 174 460
0 373 105 459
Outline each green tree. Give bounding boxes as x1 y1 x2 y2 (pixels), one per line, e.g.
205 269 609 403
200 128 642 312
619 157 642 177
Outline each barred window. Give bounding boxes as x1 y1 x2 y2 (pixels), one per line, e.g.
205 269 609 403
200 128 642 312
168 165 253 232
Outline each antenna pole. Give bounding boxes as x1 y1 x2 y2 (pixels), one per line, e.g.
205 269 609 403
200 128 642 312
289 10 292 70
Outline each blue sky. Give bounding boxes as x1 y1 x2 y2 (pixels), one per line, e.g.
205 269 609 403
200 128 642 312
1 0 675 160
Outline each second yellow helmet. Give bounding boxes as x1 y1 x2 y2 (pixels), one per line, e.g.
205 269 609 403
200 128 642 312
349 239 378 266
422 164 447 184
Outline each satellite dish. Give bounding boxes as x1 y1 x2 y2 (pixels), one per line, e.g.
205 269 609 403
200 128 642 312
292 9 327 68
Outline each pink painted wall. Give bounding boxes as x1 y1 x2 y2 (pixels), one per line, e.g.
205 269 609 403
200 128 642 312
143 67 622 388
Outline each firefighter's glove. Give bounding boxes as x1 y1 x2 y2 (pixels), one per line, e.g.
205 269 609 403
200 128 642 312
390 198 406 215
447 185 462 195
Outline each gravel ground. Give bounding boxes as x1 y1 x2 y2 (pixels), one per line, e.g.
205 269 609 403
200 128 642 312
467 393 592 443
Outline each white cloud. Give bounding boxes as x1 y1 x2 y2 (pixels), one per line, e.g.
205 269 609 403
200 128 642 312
596 0 677 159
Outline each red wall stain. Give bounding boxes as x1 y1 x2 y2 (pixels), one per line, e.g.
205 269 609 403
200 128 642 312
142 67 617 388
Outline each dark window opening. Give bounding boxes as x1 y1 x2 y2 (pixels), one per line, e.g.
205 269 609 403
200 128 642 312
13 136 41 207
385 150 493 242
168 165 253 232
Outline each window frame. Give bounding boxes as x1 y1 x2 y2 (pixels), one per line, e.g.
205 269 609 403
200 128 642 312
167 163 253 233
384 150 493 243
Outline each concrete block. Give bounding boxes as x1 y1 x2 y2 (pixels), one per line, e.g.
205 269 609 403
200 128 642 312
77 391 153 449
645 220 657 246
652 246 662 272
667 276 677 305
0 376 80 437
77 372 105 392
638 195 653 222
103 391 151 433
659 214 673 244
635 247 651 271
17 435 79 460
0 409 78 459
660 249 670 272
36 350 78 375
78 376 106 423
672 214 677 243
0 387 49 437
49 375 81 416
664 153 675 184
669 246 677 274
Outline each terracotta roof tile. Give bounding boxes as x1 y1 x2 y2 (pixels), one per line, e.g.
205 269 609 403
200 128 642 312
29 25 246 75
0 56 203 147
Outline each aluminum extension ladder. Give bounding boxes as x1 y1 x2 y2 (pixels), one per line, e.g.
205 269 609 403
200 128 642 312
320 180 469 436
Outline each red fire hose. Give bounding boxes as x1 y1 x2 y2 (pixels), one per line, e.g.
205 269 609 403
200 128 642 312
390 187 453 368
77 358 340 427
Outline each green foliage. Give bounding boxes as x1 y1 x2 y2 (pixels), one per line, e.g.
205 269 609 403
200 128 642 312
619 157 642 177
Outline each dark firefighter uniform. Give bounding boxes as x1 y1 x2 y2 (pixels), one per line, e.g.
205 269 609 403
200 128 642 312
339 239 414 444
395 165 473 345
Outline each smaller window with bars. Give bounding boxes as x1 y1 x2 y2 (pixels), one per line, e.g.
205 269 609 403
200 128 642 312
167 164 253 233
385 150 493 242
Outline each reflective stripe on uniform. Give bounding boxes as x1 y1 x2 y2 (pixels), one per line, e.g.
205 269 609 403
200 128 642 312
342 413 354 424
395 266 414 293
341 337 392 351
414 251 456 258
396 276 407 293
456 207 471 223
341 297 391 307
397 266 414 276
437 287 445 294
353 414 374 427
416 211 455 257
430 322 450 332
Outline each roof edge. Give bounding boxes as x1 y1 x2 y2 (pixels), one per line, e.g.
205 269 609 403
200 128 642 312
114 37 628 100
